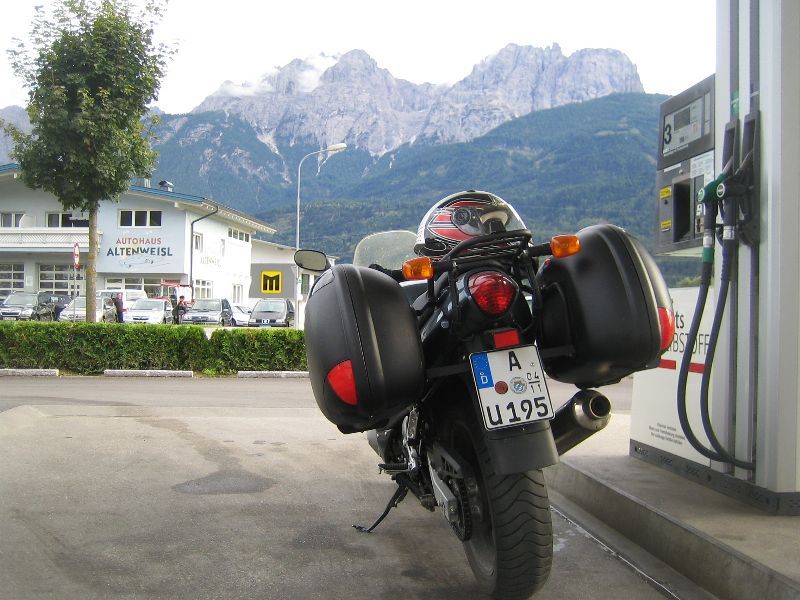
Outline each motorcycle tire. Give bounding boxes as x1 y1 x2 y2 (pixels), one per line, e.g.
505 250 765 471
444 407 552 599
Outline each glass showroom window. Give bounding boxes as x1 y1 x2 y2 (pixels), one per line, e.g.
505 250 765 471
119 210 163 227
0 212 24 227
193 279 212 299
0 263 24 294
39 264 84 295
0 263 25 296
143 278 163 298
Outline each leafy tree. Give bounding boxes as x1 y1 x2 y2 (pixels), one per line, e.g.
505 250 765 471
2 0 171 320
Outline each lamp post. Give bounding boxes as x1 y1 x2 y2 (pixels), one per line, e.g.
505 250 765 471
295 142 347 322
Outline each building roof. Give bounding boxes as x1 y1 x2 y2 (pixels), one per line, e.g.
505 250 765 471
0 163 276 235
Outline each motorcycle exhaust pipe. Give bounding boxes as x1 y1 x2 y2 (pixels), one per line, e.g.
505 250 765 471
551 389 612 456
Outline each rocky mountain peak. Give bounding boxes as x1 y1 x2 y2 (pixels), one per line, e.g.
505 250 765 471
191 45 643 154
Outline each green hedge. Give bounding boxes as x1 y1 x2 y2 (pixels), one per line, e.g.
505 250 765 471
0 321 307 375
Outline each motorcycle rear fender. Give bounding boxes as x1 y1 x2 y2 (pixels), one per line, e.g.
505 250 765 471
451 373 559 474
483 420 559 475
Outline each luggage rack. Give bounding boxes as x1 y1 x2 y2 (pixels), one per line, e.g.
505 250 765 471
434 230 533 274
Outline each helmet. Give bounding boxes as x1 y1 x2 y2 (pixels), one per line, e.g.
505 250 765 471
414 190 526 258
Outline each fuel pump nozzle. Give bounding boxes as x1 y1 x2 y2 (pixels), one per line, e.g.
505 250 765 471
676 162 756 471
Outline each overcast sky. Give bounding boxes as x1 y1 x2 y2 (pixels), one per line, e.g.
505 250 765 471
1 0 717 114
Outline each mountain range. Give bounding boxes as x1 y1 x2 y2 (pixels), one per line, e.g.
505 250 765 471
0 44 697 283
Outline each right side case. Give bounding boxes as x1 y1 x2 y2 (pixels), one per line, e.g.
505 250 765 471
536 224 672 387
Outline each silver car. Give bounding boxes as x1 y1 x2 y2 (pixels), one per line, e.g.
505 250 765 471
124 298 174 324
59 296 117 322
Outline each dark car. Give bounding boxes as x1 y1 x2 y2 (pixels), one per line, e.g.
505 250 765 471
248 298 295 328
0 291 70 321
181 298 233 326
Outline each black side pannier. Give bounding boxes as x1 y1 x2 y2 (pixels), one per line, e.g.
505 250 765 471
536 224 672 388
304 264 425 433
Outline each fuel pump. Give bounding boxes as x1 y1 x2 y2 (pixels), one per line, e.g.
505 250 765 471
655 75 715 256
633 0 800 514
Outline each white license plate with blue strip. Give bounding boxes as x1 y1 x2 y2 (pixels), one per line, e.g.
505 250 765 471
469 345 554 431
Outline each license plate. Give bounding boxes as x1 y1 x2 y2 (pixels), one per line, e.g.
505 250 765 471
470 345 553 430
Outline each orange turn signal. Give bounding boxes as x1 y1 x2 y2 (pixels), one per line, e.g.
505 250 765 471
550 235 581 258
402 257 434 280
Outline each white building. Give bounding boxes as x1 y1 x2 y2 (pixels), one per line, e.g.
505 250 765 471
0 163 279 304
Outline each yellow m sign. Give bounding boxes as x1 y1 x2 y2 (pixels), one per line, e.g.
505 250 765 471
261 271 282 294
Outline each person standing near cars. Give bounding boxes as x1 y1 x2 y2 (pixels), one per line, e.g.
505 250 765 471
113 292 124 323
173 295 187 324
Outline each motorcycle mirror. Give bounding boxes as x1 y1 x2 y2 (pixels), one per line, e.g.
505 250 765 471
550 235 581 258
294 249 329 272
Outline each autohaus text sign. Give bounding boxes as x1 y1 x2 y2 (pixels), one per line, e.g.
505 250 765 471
100 234 181 272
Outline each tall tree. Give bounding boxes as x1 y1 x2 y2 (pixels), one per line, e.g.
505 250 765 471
3 0 171 320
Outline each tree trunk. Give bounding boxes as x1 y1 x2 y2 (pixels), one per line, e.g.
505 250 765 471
86 205 99 322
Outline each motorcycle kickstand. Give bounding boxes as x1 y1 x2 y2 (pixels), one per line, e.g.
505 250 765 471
353 484 408 533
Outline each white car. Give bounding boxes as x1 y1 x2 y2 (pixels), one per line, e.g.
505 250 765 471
230 304 251 327
124 298 174 324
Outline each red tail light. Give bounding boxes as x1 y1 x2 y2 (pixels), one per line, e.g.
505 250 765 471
658 306 675 353
327 360 358 406
468 272 517 317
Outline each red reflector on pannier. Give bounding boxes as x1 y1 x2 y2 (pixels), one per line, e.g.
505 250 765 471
658 306 676 353
327 360 358 406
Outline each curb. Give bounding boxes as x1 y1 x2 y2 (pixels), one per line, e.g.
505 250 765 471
0 368 59 377
103 369 194 378
237 371 309 378
545 460 800 600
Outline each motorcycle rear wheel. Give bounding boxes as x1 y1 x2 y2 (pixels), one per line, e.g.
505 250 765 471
446 411 553 599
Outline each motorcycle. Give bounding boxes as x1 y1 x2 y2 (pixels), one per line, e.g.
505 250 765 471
295 192 673 599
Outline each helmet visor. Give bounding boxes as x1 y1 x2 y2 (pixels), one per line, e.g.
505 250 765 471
452 206 511 236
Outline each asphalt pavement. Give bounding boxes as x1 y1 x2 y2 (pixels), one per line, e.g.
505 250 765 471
0 376 712 600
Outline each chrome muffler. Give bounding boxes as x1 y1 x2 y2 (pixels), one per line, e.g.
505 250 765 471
550 389 612 455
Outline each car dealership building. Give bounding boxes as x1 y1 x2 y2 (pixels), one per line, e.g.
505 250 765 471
0 163 314 310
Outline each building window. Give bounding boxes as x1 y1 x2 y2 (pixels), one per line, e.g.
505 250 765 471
119 209 162 228
301 273 310 296
193 233 203 252
227 227 250 242
0 213 24 227
193 279 212 299
46 212 89 228
39 264 84 295
104 277 145 291
232 284 243 304
143 278 163 298
0 263 25 296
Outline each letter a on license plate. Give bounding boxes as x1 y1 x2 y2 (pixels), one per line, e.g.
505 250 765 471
470 345 554 430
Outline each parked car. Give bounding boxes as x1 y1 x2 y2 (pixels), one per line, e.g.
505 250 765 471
44 293 74 320
230 304 252 327
248 298 295 328
59 296 117 322
97 289 148 316
123 298 174 324
0 291 70 321
180 298 233 326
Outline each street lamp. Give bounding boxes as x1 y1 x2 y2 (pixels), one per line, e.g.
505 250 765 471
295 142 347 322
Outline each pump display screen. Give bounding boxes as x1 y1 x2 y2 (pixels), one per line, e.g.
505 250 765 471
661 93 710 158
